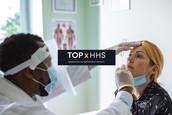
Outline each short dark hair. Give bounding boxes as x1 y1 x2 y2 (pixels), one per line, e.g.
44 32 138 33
0 33 43 72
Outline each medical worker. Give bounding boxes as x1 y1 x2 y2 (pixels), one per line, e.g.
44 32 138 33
0 33 140 115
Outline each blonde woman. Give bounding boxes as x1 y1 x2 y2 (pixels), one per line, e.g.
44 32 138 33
127 40 172 114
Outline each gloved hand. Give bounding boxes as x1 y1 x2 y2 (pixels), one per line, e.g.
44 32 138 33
88 41 141 71
106 41 141 55
115 65 134 92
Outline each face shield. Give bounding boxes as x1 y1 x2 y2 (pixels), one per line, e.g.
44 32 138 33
45 39 76 96
0 39 76 96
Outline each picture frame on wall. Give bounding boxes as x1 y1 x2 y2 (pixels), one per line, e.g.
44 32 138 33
52 0 77 13
90 0 103 6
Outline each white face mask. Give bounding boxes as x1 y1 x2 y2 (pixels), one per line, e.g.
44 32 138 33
32 65 58 94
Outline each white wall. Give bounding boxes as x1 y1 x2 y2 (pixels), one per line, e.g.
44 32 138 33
99 0 172 109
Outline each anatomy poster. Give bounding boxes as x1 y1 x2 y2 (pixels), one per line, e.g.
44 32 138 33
52 19 76 50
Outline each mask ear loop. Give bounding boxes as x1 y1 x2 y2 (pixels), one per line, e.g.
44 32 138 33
36 61 50 72
32 78 46 87
36 67 47 72
32 65 49 88
33 63 50 87
42 62 49 68
145 65 155 79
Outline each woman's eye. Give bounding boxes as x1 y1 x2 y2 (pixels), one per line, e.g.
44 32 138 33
136 54 142 58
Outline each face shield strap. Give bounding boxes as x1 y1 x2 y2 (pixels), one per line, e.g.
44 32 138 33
4 45 50 76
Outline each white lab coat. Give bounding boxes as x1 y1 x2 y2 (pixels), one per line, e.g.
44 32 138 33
0 77 55 115
0 66 132 115
96 99 131 115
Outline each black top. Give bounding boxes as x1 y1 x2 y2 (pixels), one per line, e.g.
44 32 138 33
131 81 172 115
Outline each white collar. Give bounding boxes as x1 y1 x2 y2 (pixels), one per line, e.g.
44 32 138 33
0 77 34 104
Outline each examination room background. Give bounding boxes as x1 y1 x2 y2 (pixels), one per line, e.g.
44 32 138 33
1 0 170 115
42 0 172 115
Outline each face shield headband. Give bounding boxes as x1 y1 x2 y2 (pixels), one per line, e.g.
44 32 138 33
3 45 50 76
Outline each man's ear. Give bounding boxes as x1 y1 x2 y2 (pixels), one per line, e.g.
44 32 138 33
23 68 35 79
150 65 159 75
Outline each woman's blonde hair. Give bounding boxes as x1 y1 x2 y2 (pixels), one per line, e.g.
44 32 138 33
142 40 164 85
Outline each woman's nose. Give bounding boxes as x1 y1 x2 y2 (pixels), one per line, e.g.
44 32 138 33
127 56 134 63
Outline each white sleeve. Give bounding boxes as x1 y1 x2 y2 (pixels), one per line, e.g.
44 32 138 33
115 91 133 108
96 91 132 115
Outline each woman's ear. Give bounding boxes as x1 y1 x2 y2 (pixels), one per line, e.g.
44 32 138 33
150 65 159 75
23 67 35 79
